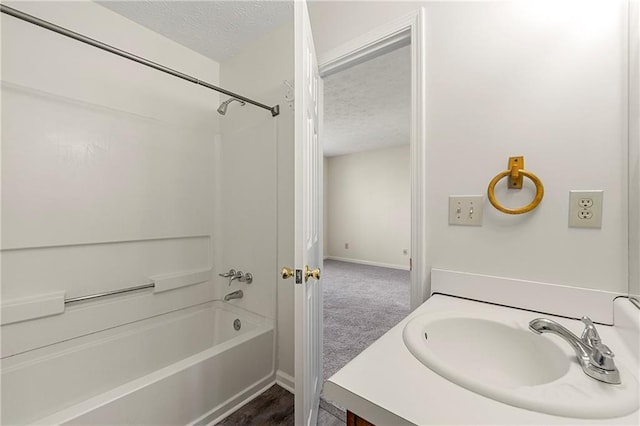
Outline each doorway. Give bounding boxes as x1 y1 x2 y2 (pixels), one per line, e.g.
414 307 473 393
320 44 412 416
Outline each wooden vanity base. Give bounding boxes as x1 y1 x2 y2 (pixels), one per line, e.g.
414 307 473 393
347 410 375 426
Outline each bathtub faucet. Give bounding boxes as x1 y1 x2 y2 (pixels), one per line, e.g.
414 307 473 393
529 316 620 384
224 290 243 302
219 269 242 285
218 269 253 285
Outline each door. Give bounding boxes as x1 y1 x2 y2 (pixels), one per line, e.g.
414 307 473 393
294 1 322 425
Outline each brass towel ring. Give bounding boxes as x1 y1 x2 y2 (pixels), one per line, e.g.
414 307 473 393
487 157 544 215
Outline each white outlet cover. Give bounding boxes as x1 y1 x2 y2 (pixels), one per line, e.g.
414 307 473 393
449 196 483 226
569 190 603 229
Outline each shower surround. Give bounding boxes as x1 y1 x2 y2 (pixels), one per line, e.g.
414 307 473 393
1 2 282 423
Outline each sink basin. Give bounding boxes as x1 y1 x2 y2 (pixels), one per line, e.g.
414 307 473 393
410 316 569 388
403 311 639 419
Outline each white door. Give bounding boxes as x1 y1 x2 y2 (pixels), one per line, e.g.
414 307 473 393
292 1 323 425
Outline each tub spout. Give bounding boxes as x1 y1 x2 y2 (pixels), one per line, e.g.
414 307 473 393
224 290 243 301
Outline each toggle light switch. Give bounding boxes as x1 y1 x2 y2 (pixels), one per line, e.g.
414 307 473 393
449 196 484 226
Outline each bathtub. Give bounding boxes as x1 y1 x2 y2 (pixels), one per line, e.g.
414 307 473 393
1 301 275 425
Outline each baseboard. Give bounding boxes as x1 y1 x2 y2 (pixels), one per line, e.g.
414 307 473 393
325 256 409 271
276 370 295 394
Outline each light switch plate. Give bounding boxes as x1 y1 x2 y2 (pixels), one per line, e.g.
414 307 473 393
449 196 483 226
569 190 603 229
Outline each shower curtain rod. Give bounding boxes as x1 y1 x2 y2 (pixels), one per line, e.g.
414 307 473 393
1 4 280 117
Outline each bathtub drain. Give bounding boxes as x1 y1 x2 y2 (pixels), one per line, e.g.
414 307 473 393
233 319 241 331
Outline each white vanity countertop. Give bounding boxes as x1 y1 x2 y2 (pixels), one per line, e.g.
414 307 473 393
324 294 640 425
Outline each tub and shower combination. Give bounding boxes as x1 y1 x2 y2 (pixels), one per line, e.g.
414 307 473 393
2 299 275 425
1 4 282 424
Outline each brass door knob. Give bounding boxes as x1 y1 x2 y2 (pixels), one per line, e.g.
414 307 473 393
304 265 321 282
281 267 294 279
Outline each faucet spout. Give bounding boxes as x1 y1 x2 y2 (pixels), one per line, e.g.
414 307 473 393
529 318 591 360
224 290 243 302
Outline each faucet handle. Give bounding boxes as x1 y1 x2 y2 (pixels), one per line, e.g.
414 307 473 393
218 269 242 286
590 342 617 371
580 316 601 345
218 269 237 278
580 316 618 372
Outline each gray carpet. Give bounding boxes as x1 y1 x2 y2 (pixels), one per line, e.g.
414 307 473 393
321 260 411 416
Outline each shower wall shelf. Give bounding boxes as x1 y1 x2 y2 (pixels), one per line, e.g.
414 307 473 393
487 156 544 215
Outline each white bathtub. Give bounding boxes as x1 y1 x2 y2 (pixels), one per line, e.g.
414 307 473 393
1 301 275 425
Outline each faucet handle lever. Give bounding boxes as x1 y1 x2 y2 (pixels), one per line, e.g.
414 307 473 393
580 316 601 345
590 342 617 371
580 316 618 373
219 269 242 286
218 269 237 278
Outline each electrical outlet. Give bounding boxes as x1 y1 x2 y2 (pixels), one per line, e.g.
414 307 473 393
579 198 593 208
577 209 593 219
569 190 603 228
449 196 483 226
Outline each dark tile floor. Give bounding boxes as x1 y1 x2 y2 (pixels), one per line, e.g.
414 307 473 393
217 385 344 426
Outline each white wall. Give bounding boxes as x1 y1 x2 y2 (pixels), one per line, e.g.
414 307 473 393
425 0 628 293
325 146 410 269
630 0 640 302
310 0 630 295
324 159 329 257
309 1 419 62
1 1 221 422
219 20 296 381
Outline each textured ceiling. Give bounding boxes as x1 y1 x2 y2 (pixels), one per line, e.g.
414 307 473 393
98 1 293 62
323 45 411 157
98 1 408 157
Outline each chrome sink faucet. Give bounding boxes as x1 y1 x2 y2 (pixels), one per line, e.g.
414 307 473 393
529 316 620 384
